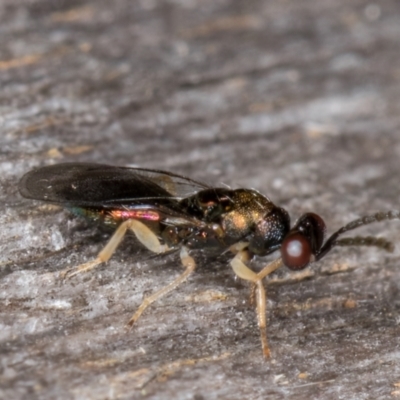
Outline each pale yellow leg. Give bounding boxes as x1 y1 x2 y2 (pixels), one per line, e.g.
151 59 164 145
257 258 283 280
229 241 249 254
255 279 269 357
61 219 170 279
127 247 196 326
248 257 284 306
230 250 284 358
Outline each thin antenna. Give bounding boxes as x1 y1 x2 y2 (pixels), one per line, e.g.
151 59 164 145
317 210 400 260
335 236 394 252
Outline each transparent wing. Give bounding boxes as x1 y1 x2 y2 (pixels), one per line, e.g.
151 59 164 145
19 162 210 208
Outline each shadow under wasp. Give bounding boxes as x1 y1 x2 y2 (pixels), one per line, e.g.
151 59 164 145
19 162 399 358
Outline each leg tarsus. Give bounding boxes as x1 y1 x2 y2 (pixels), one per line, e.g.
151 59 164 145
60 257 103 280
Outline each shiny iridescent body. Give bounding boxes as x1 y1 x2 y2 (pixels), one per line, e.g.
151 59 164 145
19 163 399 358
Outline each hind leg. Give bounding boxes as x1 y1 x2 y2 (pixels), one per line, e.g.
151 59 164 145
61 219 170 279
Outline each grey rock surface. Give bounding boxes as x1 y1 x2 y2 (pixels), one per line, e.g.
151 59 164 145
1 0 400 399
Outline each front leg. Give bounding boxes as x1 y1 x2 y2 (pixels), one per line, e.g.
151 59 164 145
230 250 283 358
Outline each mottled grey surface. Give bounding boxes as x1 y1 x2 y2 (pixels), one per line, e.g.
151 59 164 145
1 0 400 399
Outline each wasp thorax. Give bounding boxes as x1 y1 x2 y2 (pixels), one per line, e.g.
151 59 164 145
248 206 290 255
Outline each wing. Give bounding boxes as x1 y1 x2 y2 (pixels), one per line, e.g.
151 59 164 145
18 163 210 209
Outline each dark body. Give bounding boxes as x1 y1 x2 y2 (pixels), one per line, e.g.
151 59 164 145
19 162 399 358
20 162 399 273
19 163 290 258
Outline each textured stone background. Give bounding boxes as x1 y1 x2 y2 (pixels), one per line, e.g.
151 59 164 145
1 0 400 399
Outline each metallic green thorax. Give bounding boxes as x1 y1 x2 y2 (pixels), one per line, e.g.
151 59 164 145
179 188 290 255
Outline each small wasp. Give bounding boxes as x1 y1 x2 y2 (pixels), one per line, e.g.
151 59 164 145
19 163 399 358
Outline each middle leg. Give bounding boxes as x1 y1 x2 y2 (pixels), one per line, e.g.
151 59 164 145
127 246 196 326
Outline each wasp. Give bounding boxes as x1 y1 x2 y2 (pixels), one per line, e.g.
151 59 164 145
19 163 400 358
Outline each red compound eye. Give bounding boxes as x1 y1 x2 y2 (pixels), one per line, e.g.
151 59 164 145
280 233 312 270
